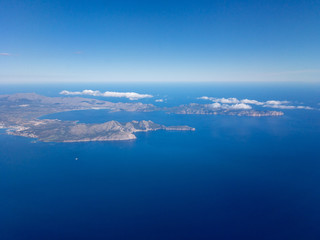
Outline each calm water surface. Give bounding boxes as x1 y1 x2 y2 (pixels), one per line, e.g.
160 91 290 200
1 83 320 239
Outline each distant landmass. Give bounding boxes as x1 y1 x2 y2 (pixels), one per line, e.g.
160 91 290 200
168 103 284 117
0 93 157 125
0 93 283 142
0 93 194 142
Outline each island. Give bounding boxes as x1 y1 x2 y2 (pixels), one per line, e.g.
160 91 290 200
0 93 157 125
167 103 284 117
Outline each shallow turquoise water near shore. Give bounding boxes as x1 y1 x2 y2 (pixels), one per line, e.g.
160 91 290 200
1 83 320 239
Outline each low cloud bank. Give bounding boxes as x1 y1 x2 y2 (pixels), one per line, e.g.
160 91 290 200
199 97 263 105
209 102 252 110
60 90 153 100
229 103 252 110
199 96 313 110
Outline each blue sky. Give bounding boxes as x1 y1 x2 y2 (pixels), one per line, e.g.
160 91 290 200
1 0 319 83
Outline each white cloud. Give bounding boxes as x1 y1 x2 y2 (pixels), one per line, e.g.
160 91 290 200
263 104 295 109
263 104 313 110
198 97 240 103
155 99 164 102
241 99 264 105
60 89 153 100
262 100 312 109
228 103 252 110
0 53 11 56
199 96 313 110
208 102 251 110
265 100 290 105
216 98 240 104
199 96 262 105
198 96 211 100
296 106 313 110
209 103 221 108
60 90 82 95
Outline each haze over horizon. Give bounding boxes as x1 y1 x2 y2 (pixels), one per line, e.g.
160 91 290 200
1 0 320 83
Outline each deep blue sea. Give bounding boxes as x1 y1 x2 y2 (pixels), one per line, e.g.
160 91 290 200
1 83 320 240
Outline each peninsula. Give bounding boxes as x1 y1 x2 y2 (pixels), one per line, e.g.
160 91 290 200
0 93 194 142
